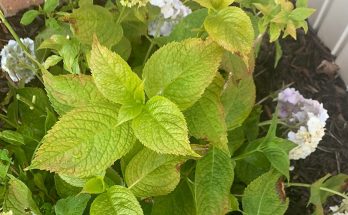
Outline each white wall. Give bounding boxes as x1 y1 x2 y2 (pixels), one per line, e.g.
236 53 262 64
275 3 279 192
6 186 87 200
308 0 348 85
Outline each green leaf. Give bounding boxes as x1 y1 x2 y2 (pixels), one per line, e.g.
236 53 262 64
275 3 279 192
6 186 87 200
274 40 283 68
39 35 81 74
152 179 196 215
43 55 62 69
194 0 234 10
82 176 106 194
67 5 123 47
54 174 82 198
3 176 42 215
0 130 25 146
156 9 208 46
234 139 270 184
20 10 40 25
204 7 254 62
90 38 144 105
125 148 183 197
309 174 331 214
59 174 89 187
289 8 315 21
261 141 290 180
227 127 245 155
17 87 53 139
229 194 239 212
184 74 229 153
243 105 262 142
112 37 132 61
221 74 256 130
242 170 289 215
269 22 281 42
117 104 144 125
55 194 90 215
194 147 234 215
30 104 136 178
132 96 198 156
143 38 223 110
296 0 308 7
0 150 11 180
79 0 93 7
221 51 254 79
44 0 59 13
321 174 348 203
43 72 109 115
90 185 143 215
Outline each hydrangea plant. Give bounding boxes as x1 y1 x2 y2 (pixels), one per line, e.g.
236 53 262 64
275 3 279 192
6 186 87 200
0 0 347 215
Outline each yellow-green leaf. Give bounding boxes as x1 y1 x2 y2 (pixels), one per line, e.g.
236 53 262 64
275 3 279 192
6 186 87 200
242 170 289 215
30 104 136 178
184 74 229 153
132 96 198 156
143 39 223 110
66 5 123 47
204 7 254 62
194 147 234 215
90 39 144 105
194 0 234 10
3 176 42 215
90 185 143 215
43 72 109 115
125 148 183 197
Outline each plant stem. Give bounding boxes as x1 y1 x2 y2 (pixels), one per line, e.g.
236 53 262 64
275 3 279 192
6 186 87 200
116 6 126 24
143 41 155 65
287 182 348 200
0 113 18 129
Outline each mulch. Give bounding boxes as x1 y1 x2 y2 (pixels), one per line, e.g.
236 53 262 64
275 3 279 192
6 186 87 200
1 8 348 214
255 29 348 214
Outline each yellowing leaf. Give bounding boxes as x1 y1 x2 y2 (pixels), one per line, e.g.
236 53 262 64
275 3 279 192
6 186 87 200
143 38 223 110
66 5 123 47
184 74 229 153
242 170 289 215
221 54 256 130
30 104 136 178
204 7 254 62
125 148 183 197
194 0 234 10
90 39 144 105
3 176 42 215
132 96 198 156
43 72 109 115
90 185 143 215
195 147 234 215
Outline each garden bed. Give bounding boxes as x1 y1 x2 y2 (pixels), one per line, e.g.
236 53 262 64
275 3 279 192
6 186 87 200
255 30 348 214
1 1 348 214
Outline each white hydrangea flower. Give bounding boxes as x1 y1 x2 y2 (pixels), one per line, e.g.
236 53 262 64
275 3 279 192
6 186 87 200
0 38 36 84
0 210 13 215
148 0 191 36
277 88 329 160
330 199 348 215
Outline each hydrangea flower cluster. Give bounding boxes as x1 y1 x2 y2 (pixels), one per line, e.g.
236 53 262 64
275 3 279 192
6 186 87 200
330 199 348 215
277 88 329 160
0 38 36 84
148 0 191 36
0 211 13 215
120 0 149 7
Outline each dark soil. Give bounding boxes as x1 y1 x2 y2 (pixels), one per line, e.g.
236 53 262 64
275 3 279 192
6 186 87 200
255 30 348 214
2 8 348 214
